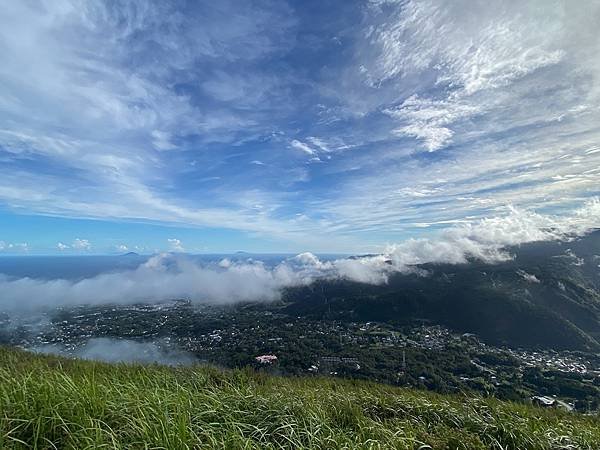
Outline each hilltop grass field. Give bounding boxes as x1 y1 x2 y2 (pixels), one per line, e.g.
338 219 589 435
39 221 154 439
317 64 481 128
1 346 599 449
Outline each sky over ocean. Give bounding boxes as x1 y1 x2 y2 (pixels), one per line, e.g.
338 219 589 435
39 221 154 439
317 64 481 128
1 0 600 255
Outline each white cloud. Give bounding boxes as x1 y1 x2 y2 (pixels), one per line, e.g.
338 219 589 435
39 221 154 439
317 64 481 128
35 338 195 366
307 137 331 152
72 238 91 251
356 0 594 156
307 136 353 154
57 242 69 251
296 199 600 284
115 244 129 253
366 0 567 91
167 238 184 253
0 241 28 253
385 95 480 151
0 253 308 311
383 199 600 268
290 139 316 155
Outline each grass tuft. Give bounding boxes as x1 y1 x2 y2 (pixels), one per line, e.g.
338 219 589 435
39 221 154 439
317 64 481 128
1 346 599 449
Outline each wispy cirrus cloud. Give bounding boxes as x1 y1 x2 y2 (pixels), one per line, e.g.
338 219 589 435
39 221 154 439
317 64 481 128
0 0 599 253
304 0 600 245
290 139 317 156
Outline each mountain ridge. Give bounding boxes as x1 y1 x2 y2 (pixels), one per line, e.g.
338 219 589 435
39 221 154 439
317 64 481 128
283 230 600 351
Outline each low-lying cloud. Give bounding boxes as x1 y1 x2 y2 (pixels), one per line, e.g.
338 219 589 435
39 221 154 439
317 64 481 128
1 199 598 311
33 338 196 366
386 200 600 267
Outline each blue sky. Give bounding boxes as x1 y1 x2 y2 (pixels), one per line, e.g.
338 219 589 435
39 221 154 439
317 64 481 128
1 0 600 255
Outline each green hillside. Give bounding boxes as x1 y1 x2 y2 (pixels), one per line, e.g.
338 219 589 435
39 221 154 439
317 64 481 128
1 346 599 449
284 231 600 352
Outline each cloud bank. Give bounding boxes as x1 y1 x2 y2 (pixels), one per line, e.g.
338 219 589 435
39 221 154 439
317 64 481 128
1 200 598 311
34 338 195 366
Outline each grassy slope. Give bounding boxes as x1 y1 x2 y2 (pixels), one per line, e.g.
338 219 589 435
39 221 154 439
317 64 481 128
1 347 599 449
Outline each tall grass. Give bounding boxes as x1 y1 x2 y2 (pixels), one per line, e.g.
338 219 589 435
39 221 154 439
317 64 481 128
1 346 599 449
